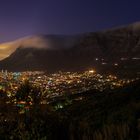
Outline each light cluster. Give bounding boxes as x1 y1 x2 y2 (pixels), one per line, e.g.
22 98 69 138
0 69 138 102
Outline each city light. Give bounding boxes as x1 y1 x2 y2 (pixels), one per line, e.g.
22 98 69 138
88 69 96 73
0 69 137 106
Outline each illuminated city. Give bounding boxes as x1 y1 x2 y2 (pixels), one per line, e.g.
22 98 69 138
0 69 138 106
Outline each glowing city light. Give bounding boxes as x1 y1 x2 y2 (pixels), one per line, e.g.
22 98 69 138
89 69 96 73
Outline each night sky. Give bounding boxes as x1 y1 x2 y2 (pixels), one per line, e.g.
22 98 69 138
0 0 140 43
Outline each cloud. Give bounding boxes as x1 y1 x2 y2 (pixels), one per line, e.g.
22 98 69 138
0 42 18 60
0 36 48 60
0 35 74 60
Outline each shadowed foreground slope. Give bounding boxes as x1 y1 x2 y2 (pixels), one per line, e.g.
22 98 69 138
0 80 140 140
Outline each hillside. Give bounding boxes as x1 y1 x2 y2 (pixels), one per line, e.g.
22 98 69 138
1 79 140 140
55 80 140 140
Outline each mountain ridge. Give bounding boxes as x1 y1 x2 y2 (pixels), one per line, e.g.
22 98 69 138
0 22 140 76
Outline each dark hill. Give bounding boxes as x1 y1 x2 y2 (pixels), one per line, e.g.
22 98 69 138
51 80 140 140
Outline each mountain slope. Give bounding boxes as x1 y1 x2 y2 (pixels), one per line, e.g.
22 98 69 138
0 22 140 75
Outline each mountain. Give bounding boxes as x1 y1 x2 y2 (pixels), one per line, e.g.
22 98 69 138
0 22 140 76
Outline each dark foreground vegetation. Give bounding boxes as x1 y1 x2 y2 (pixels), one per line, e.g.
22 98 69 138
0 80 140 140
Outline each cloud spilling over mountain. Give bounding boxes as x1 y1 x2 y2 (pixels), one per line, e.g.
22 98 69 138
0 22 140 76
0 35 77 60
